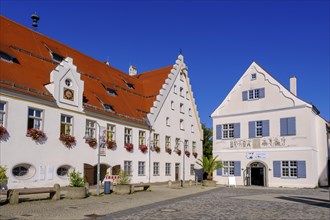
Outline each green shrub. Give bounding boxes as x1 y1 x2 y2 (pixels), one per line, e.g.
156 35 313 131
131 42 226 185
69 170 85 187
118 169 131 184
0 165 8 184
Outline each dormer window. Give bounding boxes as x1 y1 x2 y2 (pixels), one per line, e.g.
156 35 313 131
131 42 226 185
0 51 19 63
123 80 134 89
251 73 257 80
106 88 117 96
51 52 64 62
103 104 115 112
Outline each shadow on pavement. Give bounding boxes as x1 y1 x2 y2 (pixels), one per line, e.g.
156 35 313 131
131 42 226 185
276 196 330 208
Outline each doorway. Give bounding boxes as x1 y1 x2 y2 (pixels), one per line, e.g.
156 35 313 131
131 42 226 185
175 163 180 181
84 163 110 185
246 162 266 186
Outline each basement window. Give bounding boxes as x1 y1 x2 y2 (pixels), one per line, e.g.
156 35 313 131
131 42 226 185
0 51 19 63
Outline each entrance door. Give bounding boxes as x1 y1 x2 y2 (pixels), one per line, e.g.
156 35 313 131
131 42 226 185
84 163 94 186
249 162 266 186
175 163 180 181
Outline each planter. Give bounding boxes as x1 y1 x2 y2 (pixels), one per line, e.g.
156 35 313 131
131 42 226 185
66 187 87 199
114 184 131 194
202 180 217 187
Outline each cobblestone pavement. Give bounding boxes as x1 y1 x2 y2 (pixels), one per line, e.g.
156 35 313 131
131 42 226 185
0 185 329 220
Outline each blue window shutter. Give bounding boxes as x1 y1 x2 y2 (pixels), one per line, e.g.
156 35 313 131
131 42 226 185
249 121 255 138
259 88 265 98
242 91 248 101
297 161 306 178
216 168 222 176
280 118 288 136
262 120 270 137
288 117 296 135
216 125 222 140
273 161 281 177
234 123 240 138
234 161 241 176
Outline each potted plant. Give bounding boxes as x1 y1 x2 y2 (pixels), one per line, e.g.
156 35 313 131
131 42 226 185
66 170 87 199
154 146 160 153
176 149 182 156
86 137 97 148
166 147 172 155
196 155 223 187
107 140 117 149
114 169 131 194
0 165 8 190
192 152 198 158
59 133 76 148
0 125 8 140
124 143 133 152
139 144 148 153
26 128 46 141
185 150 190 157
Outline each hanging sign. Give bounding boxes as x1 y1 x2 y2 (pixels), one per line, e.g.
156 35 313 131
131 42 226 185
99 126 107 156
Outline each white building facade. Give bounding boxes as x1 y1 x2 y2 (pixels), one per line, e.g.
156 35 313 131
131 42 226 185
211 62 329 188
0 16 203 189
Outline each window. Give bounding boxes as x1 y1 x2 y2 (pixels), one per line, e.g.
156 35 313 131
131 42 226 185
242 88 265 101
216 123 240 139
165 136 171 149
0 102 6 126
60 115 73 135
180 119 184 130
273 160 306 178
138 161 145 176
192 141 196 152
190 164 195 175
51 52 64 62
124 128 132 144
180 72 184 81
106 88 117 96
27 108 43 130
107 124 116 141
124 161 132 175
65 79 72 87
175 138 180 151
184 140 189 151
13 166 28 176
280 117 296 136
165 163 171 176
57 165 71 177
191 125 194 133
124 81 135 89
139 130 146 145
248 120 269 138
153 162 160 176
103 104 115 112
153 133 159 147
223 161 235 175
166 117 170 126
180 87 184 97
0 51 19 63
12 163 36 180
174 85 177 94
186 91 189 100
281 161 297 177
171 101 174 110
188 108 192 116
180 103 184 113
251 73 257 80
85 120 96 138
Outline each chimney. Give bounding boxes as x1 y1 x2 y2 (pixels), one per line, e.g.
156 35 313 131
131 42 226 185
129 65 137 76
290 76 297 96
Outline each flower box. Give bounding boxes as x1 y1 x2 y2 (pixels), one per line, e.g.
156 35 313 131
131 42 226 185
125 143 134 152
86 138 97 148
139 144 148 153
154 146 160 153
26 128 46 141
176 149 182 156
59 134 76 148
107 140 117 149
185 150 190 157
0 126 8 140
166 148 172 155
193 152 198 158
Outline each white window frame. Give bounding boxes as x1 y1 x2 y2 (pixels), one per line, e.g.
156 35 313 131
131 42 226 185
186 91 189 100
165 136 171 149
153 133 159 147
0 101 6 126
180 103 184 113
27 107 43 130
138 161 145 176
124 127 132 144
107 124 116 141
165 163 171 176
180 87 184 97
175 138 180 151
124 160 132 176
251 73 257 80
174 85 177 94
171 101 174 110
139 130 146 145
191 124 194 133
60 114 73 135
223 161 235 176
184 140 189 151
222 124 234 139
248 89 260 100
153 162 160 176
281 161 297 177
166 117 170 126
255 121 263 137
180 119 184 130
85 119 96 138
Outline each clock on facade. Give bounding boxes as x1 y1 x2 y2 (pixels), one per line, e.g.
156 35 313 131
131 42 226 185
64 88 74 100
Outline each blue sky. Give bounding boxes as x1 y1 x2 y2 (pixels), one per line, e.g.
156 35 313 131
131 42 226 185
1 0 329 128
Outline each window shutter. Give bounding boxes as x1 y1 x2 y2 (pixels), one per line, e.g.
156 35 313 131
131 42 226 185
216 168 222 176
234 123 240 138
242 91 248 101
249 121 255 138
262 120 270 137
259 88 265 98
273 161 281 177
234 161 241 176
216 125 222 140
297 161 306 178
280 118 288 136
288 117 296 135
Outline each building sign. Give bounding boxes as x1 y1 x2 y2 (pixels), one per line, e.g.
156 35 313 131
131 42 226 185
246 152 268 159
99 126 107 156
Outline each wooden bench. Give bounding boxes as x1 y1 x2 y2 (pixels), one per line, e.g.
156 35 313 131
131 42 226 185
130 184 150 194
7 184 60 204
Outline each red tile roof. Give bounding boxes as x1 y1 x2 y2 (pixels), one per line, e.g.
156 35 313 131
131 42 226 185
0 16 172 126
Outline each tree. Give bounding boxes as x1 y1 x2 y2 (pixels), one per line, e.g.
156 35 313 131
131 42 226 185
202 123 213 158
196 155 222 180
